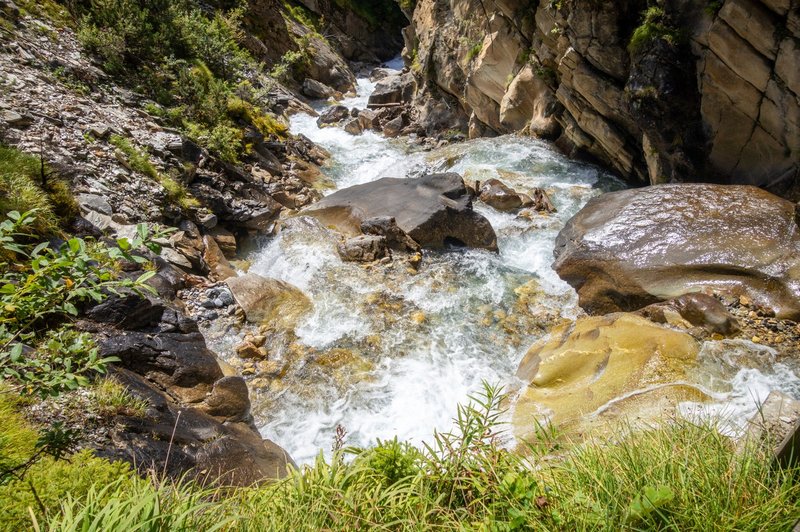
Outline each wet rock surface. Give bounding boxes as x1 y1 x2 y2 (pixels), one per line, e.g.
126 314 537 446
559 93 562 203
554 184 800 319
303 172 499 251
514 313 702 438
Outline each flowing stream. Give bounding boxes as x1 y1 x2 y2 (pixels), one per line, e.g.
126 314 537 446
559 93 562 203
209 66 800 464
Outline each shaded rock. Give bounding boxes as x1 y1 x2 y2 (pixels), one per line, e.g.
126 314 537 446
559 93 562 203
316 105 350 127
302 78 337 100
208 226 237 258
360 216 420 252
1 109 33 127
86 295 165 330
637 293 739 336
303 173 498 251
382 116 404 138
202 235 237 282
76 193 112 215
514 313 702 438
337 234 389 262
478 178 528 211
369 67 396 81
554 184 800 319
198 376 251 421
343 118 363 135
367 72 416 106
225 273 312 328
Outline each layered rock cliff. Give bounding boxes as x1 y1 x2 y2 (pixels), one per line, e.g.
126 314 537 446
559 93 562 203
403 0 799 197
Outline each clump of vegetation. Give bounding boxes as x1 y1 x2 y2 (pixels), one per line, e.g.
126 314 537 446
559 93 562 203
0 146 78 237
71 0 284 166
466 39 483 61
92 377 149 418
1 383 793 530
109 134 199 208
628 6 681 55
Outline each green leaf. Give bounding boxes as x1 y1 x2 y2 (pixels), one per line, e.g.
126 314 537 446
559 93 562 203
627 485 675 523
117 238 131 251
136 270 157 284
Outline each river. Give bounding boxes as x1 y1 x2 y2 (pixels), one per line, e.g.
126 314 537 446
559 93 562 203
209 66 800 465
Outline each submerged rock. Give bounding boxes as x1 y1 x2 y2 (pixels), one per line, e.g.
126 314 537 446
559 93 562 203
303 172 498 251
514 313 702 438
554 184 800 319
225 273 312 328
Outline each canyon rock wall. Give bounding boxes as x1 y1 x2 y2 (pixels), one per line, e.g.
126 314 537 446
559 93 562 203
404 0 800 197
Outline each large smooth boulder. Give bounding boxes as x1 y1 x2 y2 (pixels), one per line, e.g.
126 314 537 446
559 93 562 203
553 184 800 319
513 313 702 438
303 173 498 251
225 273 312 328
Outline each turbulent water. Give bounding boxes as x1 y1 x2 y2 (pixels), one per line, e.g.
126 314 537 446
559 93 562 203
209 67 800 464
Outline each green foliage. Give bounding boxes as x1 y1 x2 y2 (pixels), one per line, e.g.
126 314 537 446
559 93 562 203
109 135 198 208
282 0 321 31
92 377 149 418
0 210 162 397
628 6 681 55
466 40 483 61
398 0 416 11
705 0 724 15
0 146 77 237
6 384 795 530
0 450 136 529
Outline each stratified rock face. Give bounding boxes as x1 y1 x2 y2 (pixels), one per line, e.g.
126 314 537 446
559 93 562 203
513 313 702 439
553 184 800 319
302 173 499 250
405 0 799 197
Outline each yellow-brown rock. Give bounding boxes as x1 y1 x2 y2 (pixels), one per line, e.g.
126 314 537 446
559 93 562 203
514 313 700 439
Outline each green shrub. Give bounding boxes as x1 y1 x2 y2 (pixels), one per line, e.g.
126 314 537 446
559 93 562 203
466 40 483 61
0 211 162 397
0 146 77 236
628 6 680 55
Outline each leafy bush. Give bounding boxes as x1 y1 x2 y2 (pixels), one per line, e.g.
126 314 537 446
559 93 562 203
0 146 77 237
0 210 161 398
628 6 680 55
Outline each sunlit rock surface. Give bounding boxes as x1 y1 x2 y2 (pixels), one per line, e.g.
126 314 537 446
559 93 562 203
513 313 702 441
554 184 800 319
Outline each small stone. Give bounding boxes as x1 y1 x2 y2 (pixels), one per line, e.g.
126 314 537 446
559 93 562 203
251 335 267 347
1 109 33 128
213 298 225 308
236 342 261 359
411 311 425 324
775 335 785 343
739 295 752 306
241 366 256 376
752 336 763 343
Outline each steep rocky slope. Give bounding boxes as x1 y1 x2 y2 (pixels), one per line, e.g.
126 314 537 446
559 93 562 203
0 0 399 484
403 0 799 198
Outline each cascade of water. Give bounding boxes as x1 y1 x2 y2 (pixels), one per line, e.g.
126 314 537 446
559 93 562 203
206 63 800 464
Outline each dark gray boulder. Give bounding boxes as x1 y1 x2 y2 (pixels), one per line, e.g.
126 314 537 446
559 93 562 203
303 173 498 251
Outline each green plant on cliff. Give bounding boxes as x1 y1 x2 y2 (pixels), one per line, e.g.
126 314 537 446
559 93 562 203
109 135 199 208
628 6 681 55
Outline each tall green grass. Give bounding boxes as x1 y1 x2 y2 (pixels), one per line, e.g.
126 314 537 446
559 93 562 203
19 384 799 531
0 145 77 235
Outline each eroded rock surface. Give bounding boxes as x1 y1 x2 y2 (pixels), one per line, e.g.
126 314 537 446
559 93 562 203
514 313 702 438
303 173 498 250
225 273 312 328
553 184 800 319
